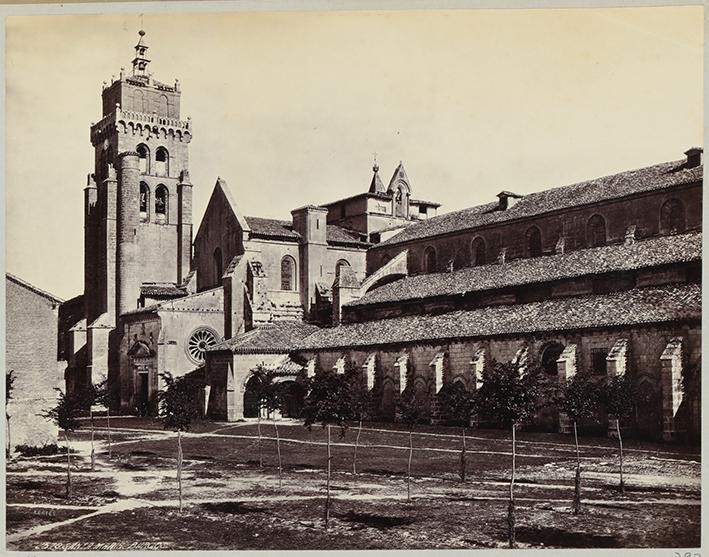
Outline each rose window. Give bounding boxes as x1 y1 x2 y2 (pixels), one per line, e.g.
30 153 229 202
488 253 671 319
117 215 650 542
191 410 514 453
186 328 218 364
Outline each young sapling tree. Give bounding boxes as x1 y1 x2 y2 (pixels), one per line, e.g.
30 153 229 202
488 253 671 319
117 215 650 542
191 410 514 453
157 371 204 512
555 370 600 514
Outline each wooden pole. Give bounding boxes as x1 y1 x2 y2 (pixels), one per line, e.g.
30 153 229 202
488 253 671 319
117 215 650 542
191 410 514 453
325 424 331 529
65 430 72 499
177 429 183 512
257 412 263 468
90 407 95 471
616 419 625 494
407 426 413 501
460 426 467 482
508 423 516 548
107 406 112 459
353 418 362 475
573 420 581 514
274 416 282 488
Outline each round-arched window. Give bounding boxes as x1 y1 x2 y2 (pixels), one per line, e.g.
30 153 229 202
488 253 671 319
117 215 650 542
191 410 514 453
139 182 150 222
155 185 168 223
660 199 686 235
186 327 219 365
281 256 296 291
423 246 437 273
155 147 169 177
336 259 350 278
587 214 607 247
136 144 149 174
471 237 486 267
541 342 565 376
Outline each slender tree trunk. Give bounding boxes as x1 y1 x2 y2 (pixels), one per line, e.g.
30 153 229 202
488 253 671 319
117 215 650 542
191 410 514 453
90 408 95 471
257 412 263 468
460 426 467 482
177 430 183 512
325 424 331 529
353 418 362 475
507 423 516 548
65 430 72 499
616 419 625 495
107 406 112 459
273 416 282 488
573 420 581 514
407 426 413 501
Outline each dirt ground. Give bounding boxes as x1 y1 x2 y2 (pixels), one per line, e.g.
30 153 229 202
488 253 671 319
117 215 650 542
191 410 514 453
5 418 701 550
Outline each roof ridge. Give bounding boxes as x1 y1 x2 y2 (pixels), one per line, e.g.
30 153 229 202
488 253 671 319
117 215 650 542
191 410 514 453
6 272 64 304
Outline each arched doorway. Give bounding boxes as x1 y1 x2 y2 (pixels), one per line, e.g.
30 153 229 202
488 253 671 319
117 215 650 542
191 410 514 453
243 376 260 418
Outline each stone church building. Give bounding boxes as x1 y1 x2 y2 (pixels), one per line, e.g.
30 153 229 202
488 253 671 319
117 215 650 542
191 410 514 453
60 31 701 442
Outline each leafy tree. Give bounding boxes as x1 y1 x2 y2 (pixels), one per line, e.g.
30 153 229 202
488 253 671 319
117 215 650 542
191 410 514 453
343 361 372 475
438 381 478 482
476 360 545 548
396 387 431 501
43 389 85 499
249 366 285 487
157 371 204 512
302 367 350 529
6 369 15 457
555 370 600 514
601 373 635 495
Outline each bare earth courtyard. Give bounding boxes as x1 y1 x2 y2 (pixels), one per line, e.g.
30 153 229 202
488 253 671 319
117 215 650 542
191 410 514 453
6 418 700 551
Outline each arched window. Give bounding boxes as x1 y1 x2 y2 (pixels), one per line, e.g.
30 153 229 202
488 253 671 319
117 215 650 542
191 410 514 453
540 342 565 376
587 214 607 247
394 186 408 218
423 246 437 273
471 237 486 267
158 94 169 117
139 182 150 222
213 248 223 283
155 147 169 177
136 144 149 174
155 185 168 223
660 199 686 234
335 259 350 278
526 226 543 257
281 256 296 291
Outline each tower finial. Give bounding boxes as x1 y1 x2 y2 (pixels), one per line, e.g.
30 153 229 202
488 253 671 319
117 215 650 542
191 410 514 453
132 28 151 79
373 151 379 173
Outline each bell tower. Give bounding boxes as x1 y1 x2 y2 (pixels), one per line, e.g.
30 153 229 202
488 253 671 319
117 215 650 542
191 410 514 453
83 30 194 383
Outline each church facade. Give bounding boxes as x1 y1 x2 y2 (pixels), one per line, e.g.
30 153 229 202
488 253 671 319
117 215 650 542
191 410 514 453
62 31 433 416
59 31 701 442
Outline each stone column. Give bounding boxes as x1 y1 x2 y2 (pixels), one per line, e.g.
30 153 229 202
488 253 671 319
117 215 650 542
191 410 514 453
606 338 629 438
557 344 577 434
226 361 238 421
116 151 141 317
660 337 683 441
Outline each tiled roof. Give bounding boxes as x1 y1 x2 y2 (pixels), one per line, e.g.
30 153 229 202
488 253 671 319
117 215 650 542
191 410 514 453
376 158 702 247
210 320 321 354
297 284 700 350
327 225 370 247
245 216 369 247
245 216 300 240
351 232 701 307
6 273 64 304
140 283 187 297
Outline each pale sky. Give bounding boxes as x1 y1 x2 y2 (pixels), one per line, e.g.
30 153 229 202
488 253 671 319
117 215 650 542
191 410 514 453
5 6 704 300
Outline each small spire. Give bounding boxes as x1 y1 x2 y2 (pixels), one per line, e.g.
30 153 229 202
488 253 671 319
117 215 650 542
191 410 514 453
372 152 379 174
132 29 151 78
369 156 385 194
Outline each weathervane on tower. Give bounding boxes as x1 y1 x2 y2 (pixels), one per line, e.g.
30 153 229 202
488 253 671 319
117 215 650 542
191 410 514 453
132 29 150 79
